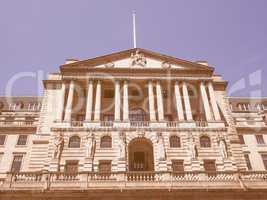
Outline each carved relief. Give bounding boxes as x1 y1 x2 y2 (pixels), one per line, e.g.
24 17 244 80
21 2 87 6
130 50 147 67
161 61 171 69
104 62 115 68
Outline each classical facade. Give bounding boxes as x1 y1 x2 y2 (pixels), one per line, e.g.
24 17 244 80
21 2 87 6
0 48 267 199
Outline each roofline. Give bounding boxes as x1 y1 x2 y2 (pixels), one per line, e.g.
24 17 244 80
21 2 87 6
60 48 214 72
228 96 267 99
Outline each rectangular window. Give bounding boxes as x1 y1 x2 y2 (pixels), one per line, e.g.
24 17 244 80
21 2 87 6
104 89 114 98
256 135 265 145
172 160 184 172
17 135 28 146
238 135 245 145
262 154 267 170
11 155 23 172
103 114 114 121
244 154 252 170
0 135 6 145
64 160 78 174
203 160 216 172
99 160 111 173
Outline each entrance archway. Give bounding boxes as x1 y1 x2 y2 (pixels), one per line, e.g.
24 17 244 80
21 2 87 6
128 138 154 171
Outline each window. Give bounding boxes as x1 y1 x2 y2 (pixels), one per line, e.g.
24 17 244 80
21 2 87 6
200 135 211 148
169 135 181 148
104 89 114 98
99 160 111 173
11 155 23 172
262 154 267 170
256 135 265 145
131 89 140 97
64 160 78 174
17 135 28 146
100 136 112 148
238 135 245 145
244 154 252 170
172 160 184 172
203 160 216 172
0 135 6 145
68 136 81 148
103 114 114 122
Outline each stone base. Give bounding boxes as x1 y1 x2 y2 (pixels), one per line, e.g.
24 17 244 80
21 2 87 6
113 122 131 128
208 121 225 128
49 159 59 172
83 122 101 128
191 159 201 171
150 122 167 128
158 160 168 171
180 122 196 128
83 158 94 171
117 160 126 172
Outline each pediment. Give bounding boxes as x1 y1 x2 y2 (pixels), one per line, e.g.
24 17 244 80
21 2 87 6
60 48 214 73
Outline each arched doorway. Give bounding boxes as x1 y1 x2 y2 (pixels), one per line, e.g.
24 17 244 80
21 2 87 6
128 138 154 171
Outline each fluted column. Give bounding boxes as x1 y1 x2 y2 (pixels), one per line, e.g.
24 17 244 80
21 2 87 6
123 80 129 121
200 82 212 121
85 80 93 121
156 81 164 121
148 81 156 121
174 81 184 121
94 80 101 121
207 82 221 121
64 80 75 122
182 82 193 121
57 82 66 121
114 80 121 121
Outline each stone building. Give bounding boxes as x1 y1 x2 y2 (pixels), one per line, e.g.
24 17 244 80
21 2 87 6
0 48 267 199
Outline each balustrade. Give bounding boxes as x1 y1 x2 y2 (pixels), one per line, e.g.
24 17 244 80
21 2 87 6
3 171 267 190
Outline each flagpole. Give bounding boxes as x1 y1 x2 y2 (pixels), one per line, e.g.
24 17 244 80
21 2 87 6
133 11 137 48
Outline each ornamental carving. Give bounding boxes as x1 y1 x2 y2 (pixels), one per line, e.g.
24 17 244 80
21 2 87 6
104 62 115 68
161 61 171 69
130 50 147 67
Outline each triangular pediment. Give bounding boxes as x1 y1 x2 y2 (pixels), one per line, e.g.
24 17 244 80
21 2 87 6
60 48 214 73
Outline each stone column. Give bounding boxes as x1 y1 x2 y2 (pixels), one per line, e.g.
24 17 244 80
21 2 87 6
174 81 184 121
94 80 101 121
148 80 156 121
182 82 193 121
200 82 212 121
156 81 164 121
85 80 93 122
123 80 129 121
114 80 121 121
64 80 75 122
57 82 66 121
207 82 221 121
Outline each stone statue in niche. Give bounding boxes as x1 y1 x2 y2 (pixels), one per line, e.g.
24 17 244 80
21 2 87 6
53 132 64 159
217 135 228 159
130 50 147 67
189 133 198 160
85 132 96 158
118 132 126 160
157 133 166 161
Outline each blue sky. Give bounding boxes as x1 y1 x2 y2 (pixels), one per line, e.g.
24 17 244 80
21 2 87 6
0 0 267 96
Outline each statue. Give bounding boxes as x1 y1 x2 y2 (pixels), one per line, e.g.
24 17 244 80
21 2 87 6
54 133 64 159
85 132 95 158
118 132 126 159
189 133 198 160
217 136 228 159
130 50 147 67
157 133 166 161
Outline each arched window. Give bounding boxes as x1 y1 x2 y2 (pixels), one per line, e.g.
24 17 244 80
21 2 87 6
68 136 81 148
169 135 181 148
200 135 211 148
100 136 112 148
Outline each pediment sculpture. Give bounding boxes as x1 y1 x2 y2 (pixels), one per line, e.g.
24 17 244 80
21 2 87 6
130 50 147 67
